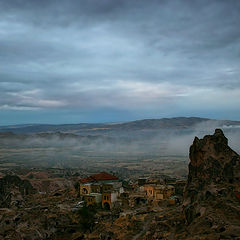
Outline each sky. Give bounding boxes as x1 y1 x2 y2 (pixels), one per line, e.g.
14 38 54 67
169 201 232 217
0 0 240 125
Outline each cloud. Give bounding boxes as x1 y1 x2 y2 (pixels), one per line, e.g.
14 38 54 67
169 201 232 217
0 0 240 123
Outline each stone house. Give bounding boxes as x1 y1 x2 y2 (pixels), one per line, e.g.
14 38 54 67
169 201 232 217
79 172 123 209
144 184 175 201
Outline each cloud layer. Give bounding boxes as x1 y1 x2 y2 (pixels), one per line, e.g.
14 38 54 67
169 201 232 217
0 0 240 124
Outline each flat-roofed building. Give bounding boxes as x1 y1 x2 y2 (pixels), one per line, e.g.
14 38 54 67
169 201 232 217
144 184 175 201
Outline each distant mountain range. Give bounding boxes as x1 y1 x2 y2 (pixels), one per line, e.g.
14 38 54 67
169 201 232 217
0 117 240 134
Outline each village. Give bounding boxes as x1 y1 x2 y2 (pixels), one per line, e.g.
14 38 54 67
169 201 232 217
1 128 240 239
0 167 187 240
77 171 186 211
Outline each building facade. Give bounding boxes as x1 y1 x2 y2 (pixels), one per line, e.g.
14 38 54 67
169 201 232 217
79 172 123 209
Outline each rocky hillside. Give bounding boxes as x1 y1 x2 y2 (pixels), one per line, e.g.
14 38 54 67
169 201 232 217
0 174 81 240
181 129 240 238
143 129 240 240
0 175 36 208
1 129 240 240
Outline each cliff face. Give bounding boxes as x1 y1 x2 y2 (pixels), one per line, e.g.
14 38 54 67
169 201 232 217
182 129 240 238
188 129 240 185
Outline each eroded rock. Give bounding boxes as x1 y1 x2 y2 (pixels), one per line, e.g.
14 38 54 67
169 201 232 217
183 129 240 227
0 175 36 208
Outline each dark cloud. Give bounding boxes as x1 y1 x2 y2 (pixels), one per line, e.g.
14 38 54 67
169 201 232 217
0 0 240 124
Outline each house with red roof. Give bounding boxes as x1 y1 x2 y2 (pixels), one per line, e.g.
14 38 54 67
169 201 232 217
79 172 123 209
80 172 119 184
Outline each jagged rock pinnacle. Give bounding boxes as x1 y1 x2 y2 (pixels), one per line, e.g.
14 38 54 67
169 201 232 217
183 129 240 224
214 128 224 135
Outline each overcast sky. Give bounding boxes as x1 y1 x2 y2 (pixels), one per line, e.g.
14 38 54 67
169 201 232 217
0 0 240 125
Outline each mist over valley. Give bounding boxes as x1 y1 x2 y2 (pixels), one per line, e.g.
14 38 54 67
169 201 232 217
1 117 239 178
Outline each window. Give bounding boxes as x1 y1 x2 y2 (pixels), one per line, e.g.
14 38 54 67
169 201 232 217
83 188 88 194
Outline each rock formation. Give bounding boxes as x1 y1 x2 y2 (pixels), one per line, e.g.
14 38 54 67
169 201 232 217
0 175 36 208
182 129 240 238
143 129 240 240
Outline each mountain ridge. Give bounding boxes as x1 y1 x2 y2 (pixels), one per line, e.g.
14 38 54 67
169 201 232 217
1 117 240 134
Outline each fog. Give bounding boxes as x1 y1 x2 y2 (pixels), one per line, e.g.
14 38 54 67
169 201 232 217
165 121 240 156
1 122 239 163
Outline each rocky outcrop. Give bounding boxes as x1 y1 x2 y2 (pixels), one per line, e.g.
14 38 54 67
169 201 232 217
0 175 36 208
181 129 240 239
188 129 240 185
142 129 240 240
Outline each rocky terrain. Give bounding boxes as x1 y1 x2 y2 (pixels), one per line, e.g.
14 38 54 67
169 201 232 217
0 172 85 240
143 129 240 240
0 128 240 239
72 129 240 240
0 175 36 208
182 129 240 239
